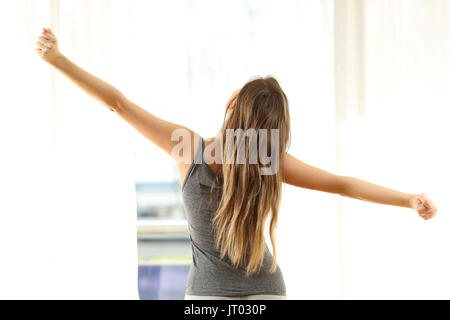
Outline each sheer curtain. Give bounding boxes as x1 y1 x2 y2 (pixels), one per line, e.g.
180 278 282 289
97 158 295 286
0 0 138 299
336 0 450 299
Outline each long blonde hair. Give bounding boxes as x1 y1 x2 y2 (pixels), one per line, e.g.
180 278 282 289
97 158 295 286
210 76 291 276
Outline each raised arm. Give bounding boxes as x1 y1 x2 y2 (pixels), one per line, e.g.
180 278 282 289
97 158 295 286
35 27 199 187
35 28 196 159
281 152 437 220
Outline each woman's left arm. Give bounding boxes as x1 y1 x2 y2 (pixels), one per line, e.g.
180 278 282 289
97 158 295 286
339 176 437 220
282 152 438 220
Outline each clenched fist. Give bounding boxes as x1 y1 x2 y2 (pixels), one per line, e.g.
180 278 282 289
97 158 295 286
35 27 61 64
409 193 437 220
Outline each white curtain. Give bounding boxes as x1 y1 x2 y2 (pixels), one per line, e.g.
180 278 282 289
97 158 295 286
278 0 450 299
0 0 138 299
0 0 448 300
336 0 450 299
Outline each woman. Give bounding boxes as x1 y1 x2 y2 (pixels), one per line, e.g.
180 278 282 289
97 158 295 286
36 28 437 300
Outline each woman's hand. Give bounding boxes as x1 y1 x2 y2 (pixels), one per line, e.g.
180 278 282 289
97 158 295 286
35 27 61 65
409 193 437 220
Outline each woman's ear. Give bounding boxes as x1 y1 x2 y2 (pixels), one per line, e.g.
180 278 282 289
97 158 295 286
229 99 237 110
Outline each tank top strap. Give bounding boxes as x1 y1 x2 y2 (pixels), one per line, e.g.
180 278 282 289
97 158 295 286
193 136 204 165
196 137 222 189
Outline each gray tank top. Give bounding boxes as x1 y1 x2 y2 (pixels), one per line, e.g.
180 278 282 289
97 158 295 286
181 136 286 296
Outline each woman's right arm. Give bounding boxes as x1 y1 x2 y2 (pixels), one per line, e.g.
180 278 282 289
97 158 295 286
36 28 121 111
50 53 122 111
35 28 197 159
281 152 437 220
